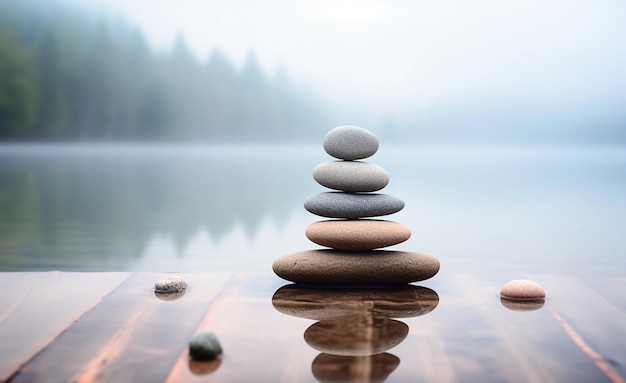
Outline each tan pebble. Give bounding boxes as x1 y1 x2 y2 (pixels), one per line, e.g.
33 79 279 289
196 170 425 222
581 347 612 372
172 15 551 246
306 220 411 250
500 279 545 300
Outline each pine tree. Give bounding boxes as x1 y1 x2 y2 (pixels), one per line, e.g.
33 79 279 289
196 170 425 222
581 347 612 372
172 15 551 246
0 31 38 139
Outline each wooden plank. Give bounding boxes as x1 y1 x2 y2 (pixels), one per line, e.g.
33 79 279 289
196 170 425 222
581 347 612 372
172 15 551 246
530 274 626 381
165 272 624 382
10 272 231 383
164 273 317 383
162 274 466 383
0 272 131 382
2 272 625 382
578 276 626 314
400 314 456 383
263 282 452 383
404 274 613 383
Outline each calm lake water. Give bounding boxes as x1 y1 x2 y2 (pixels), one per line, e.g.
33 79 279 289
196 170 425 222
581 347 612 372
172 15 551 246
1 144 625 276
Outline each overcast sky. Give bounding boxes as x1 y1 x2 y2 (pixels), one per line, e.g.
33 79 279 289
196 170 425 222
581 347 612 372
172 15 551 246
74 0 626 119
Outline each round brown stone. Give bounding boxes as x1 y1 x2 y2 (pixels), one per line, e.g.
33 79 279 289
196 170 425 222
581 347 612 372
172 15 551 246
272 250 440 286
305 220 411 250
500 279 546 300
304 317 408 356
272 285 439 320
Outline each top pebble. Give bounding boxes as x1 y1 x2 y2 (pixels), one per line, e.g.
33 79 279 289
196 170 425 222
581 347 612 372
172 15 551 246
323 126 379 160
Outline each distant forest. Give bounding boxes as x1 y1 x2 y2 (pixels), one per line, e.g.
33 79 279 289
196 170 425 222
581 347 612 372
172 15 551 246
0 0 331 142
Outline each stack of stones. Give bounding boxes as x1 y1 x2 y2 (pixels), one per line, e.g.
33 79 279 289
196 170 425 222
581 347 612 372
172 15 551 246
273 126 440 286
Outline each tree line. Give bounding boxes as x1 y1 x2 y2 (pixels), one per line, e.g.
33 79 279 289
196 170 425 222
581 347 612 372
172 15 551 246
0 0 331 142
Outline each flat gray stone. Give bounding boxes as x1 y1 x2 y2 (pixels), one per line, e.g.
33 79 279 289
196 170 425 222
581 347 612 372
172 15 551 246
313 161 389 192
272 250 440 285
304 192 404 219
323 126 379 160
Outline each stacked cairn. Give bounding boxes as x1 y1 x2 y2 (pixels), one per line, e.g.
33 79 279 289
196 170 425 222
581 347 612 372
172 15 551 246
273 126 440 286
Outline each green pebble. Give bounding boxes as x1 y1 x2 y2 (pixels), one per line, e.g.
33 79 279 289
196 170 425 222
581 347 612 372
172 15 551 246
189 330 222 360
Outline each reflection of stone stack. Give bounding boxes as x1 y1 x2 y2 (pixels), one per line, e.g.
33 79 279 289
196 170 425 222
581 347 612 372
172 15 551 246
272 285 439 383
273 126 440 286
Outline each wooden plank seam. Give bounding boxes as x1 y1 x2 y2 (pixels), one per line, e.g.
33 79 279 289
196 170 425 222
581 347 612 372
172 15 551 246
546 304 625 383
163 273 237 383
2 273 134 383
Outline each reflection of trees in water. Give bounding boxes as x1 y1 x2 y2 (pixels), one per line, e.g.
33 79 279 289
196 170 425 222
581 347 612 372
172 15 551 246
0 147 317 270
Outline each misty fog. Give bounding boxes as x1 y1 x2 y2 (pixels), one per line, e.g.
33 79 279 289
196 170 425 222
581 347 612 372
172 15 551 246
2 0 626 144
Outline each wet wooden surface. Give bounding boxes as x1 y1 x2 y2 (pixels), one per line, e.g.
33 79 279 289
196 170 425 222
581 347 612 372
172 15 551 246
0 271 625 383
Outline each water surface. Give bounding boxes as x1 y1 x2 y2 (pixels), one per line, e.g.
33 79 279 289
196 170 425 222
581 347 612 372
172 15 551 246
1 144 624 276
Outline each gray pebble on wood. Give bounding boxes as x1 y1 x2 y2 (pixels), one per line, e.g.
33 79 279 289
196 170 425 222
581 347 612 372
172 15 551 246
189 330 223 360
154 275 187 294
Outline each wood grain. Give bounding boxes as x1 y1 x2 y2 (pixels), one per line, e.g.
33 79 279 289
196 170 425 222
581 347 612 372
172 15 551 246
0 272 625 383
0 272 131 382
8 272 230 383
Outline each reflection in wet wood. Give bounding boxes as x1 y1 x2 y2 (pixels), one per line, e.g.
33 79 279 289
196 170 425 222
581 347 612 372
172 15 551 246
312 353 400 383
272 284 439 320
431 274 617 382
164 273 309 383
187 359 222 375
403 314 456 383
500 297 545 311
273 283 441 381
0 272 625 382
305 317 409 356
